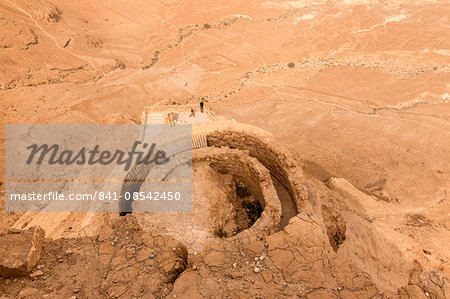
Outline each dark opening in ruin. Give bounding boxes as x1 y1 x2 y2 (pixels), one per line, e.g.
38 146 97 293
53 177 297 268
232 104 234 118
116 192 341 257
229 179 263 235
211 176 264 238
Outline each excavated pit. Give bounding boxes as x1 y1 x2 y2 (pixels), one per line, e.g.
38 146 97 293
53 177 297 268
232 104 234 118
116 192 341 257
192 147 282 238
122 146 282 253
118 122 312 253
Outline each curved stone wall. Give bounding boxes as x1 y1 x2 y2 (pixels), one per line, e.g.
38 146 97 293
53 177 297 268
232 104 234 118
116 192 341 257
120 120 309 235
191 121 309 212
205 131 307 213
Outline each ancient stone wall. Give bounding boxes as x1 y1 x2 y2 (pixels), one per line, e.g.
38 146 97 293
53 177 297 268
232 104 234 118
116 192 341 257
193 120 309 212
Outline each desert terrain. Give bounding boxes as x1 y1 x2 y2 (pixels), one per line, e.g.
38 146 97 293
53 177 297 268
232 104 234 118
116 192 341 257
0 0 449 298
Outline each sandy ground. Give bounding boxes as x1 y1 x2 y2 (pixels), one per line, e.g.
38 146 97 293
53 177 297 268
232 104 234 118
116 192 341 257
0 0 449 295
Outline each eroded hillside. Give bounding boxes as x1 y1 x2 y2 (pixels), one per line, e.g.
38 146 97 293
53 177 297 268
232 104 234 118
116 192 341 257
0 0 449 298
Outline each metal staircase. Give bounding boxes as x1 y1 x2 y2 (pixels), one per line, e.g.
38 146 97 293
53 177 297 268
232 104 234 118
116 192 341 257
160 134 207 157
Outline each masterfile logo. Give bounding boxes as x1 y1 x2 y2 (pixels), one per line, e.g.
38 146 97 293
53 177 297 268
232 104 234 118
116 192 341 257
25 141 170 171
5 124 193 213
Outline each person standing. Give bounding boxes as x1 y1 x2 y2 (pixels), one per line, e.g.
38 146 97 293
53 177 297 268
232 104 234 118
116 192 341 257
168 112 174 127
200 100 204 113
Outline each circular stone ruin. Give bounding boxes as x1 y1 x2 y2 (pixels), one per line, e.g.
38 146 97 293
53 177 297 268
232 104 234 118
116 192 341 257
120 120 309 253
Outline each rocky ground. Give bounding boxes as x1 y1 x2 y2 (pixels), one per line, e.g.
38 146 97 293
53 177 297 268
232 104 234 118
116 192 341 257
0 0 449 298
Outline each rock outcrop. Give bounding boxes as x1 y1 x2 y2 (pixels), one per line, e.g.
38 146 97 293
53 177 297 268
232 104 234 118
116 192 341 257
0 226 45 277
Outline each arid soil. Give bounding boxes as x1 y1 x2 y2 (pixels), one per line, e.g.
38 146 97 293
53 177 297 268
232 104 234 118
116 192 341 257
0 0 449 298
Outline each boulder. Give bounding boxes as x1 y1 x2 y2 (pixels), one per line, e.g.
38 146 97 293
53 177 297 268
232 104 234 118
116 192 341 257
0 226 45 277
167 270 201 298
